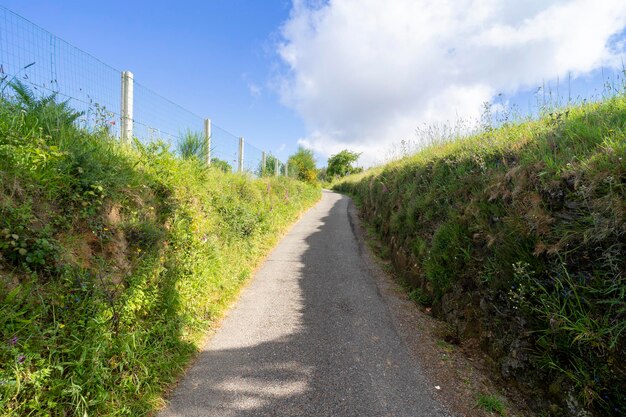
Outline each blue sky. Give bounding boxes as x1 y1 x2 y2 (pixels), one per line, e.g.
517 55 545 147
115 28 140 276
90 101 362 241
2 1 626 167
0 0 303 161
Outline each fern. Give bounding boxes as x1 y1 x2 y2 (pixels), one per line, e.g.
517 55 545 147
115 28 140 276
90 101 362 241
9 79 83 136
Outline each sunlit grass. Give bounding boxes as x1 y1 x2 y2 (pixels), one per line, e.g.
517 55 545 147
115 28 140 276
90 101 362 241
0 82 320 416
335 94 626 415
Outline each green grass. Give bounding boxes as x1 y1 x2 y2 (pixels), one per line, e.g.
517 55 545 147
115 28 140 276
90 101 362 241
0 82 321 416
476 393 507 416
335 95 626 416
436 339 454 352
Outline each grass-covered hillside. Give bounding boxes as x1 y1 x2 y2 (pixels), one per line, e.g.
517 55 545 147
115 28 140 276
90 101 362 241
0 83 320 416
335 97 625 416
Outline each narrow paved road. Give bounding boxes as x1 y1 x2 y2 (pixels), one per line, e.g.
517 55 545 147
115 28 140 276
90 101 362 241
159 191 451 417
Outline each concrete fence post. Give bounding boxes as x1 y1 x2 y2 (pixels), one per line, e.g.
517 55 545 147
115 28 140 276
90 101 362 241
204 118 211 166
238 137 244 173
120 71 134 143
261 151 266 176
275 158 279 177
285 161 289 177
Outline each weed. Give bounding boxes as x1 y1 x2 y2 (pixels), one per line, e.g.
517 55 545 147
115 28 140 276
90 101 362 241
178 129 207 161
436 339 455 353
407 287 432 306
476 393 507 416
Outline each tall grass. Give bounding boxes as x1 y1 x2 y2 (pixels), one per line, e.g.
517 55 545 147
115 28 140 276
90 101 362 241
177 129 207 161
0 83 320 416
335 95 625 416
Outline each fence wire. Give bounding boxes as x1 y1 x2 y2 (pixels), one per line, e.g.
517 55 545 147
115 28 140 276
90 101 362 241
244 142 265 176
0 5 282 176
132 81 205 148
0 6 121 135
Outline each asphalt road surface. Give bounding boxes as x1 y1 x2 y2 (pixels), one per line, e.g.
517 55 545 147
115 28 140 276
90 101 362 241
159 190 451 417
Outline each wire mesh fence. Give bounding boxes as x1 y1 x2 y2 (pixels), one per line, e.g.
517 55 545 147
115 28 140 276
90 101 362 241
0 5 282 176
211 124 240 172
244 142 265 176
132 81 205 149
0 5 121 135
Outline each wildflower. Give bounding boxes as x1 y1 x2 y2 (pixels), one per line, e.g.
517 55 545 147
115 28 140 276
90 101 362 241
8 336 18 346
17 354 25 364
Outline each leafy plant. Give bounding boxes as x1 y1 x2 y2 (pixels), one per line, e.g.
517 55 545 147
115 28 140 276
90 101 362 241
8 79 82 137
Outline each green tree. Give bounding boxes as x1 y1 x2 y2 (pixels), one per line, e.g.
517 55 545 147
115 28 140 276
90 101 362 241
326 149 361 178
257 153 283 177
317 166 328 183
211 157 232 173
287 147 317 183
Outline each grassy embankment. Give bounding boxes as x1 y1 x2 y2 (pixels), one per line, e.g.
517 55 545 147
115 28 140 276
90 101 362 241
335 96 625 416
0 83 320 416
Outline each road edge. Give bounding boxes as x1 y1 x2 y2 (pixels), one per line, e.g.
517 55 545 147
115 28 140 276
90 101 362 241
346 196 531 417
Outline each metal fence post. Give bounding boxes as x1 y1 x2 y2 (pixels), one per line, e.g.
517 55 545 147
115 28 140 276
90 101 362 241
261 151 266 176
120 71 134 143
238 137 244 173
204 118 211 166
275 158 279 177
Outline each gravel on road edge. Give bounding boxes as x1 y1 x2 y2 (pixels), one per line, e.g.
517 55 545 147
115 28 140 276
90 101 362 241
347 198 533 417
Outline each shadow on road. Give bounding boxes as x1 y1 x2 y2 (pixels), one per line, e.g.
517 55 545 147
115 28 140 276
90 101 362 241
161 192 446 417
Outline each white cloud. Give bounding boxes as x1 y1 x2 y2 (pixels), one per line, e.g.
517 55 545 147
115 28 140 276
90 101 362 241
277 0 626 166
248 82 262 98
